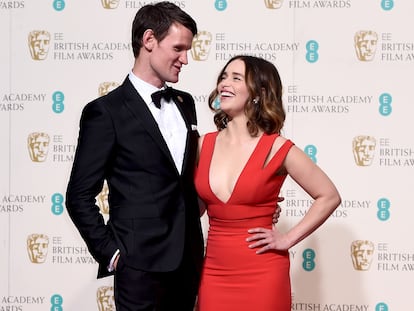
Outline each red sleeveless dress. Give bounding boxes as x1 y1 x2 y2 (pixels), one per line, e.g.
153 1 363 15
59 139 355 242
195 132 294 311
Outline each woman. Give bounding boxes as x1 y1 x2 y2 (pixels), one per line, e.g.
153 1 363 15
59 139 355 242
195 55 341 310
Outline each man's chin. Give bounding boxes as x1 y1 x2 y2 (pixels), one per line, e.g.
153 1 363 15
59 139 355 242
167 75 179 84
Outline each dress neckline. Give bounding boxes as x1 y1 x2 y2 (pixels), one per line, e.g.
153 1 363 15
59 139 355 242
208 132 267 205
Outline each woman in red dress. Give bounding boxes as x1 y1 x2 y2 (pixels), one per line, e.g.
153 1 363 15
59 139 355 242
195 55 341 311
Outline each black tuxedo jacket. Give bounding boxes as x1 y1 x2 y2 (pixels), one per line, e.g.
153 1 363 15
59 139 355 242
66 77 204 278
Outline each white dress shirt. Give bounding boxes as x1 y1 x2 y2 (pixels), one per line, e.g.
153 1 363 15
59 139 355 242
128 71 187 174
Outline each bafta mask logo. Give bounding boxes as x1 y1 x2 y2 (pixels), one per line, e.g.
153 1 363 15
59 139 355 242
97 286 115 311
96 180 110 214
354 30 378 61
101 0 120 9
191 31 212 61
27 234 49 264
28 30 51 60
264 0 284 9
98 82 119 97
352 135 376 167
28 132 50 162
351 240 374 271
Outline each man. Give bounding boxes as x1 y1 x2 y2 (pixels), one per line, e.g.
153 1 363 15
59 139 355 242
66 2 204 310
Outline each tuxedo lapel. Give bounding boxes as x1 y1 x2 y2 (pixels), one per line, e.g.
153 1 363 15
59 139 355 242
121 78 176 168
171 93 192 129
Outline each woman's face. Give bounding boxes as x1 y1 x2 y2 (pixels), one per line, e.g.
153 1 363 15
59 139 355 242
217 59 250 116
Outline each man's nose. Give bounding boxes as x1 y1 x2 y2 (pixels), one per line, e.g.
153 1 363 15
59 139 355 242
180 51 188 65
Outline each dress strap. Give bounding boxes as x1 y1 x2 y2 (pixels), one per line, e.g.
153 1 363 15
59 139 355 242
199 132 218 157
197 131 219 172
251 133 294 171
252 134 279 161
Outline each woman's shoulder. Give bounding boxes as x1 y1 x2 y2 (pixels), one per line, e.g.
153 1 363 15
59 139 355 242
272 134 292 146
269 134 296 156
199 131 219 140
198 131 219 149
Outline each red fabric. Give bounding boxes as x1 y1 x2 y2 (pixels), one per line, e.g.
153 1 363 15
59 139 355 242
195 132 294 311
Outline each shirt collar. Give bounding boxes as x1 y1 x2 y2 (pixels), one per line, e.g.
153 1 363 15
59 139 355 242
128 71 168 105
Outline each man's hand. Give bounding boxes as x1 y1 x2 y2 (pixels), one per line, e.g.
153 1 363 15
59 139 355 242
272 196 284 224
113 254 120 271
248 197 286 254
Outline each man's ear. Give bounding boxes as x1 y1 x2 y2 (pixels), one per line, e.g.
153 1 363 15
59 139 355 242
142 29 156 51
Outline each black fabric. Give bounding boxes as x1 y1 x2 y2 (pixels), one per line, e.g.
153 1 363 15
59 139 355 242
151 87 174 109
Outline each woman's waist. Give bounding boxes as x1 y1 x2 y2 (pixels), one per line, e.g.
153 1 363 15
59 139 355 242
208 215 273 233
203 238 289 272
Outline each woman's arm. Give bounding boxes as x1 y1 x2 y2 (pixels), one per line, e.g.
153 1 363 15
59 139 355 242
247 145 341 253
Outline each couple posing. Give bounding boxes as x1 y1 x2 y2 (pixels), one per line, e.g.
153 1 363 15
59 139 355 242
66 2 341 310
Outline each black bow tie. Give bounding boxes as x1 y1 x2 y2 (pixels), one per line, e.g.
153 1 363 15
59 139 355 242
151 87 174 109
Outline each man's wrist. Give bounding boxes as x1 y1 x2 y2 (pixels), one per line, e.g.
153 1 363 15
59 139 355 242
107 249 120 272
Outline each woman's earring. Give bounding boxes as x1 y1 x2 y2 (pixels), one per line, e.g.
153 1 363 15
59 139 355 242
252 97 260 105
213 97 221 109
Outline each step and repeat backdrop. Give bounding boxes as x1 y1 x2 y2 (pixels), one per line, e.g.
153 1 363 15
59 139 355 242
1 0 413 310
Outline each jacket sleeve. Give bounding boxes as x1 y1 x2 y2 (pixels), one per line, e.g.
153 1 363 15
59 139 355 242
65 99 118 267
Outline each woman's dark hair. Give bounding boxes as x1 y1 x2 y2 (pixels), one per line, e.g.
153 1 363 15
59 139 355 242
131 1 198 57
208 55 286 136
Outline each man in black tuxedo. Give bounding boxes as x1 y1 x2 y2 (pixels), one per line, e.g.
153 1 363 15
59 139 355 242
66 2 204 310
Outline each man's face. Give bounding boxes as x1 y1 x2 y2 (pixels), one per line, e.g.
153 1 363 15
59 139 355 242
29 135 49 162
149 23 194 85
